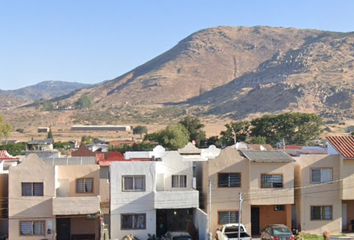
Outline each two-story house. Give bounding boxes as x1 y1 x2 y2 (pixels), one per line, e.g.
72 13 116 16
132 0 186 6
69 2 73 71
110 146 200 240
9 154 101 240
202 147 295 237
293 136 354 234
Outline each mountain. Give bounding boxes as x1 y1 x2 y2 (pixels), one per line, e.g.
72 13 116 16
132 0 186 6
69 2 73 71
0 81 93 108
74 26 354 120
6 26 354 124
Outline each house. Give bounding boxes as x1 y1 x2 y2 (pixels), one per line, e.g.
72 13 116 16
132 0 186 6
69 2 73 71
110 146 200 240
25 138 60 158
202 147 295 237
8 154 101 240
293 136 354 234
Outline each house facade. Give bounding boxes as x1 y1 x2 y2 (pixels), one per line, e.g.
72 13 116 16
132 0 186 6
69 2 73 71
202 147 295 237
293 136 354 234
8 154 101 240
110 146 199 240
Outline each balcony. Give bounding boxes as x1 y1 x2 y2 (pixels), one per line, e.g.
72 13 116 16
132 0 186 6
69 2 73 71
53 196 100 215
154 190 198 209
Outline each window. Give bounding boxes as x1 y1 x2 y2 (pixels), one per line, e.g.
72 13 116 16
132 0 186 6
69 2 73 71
76 178 93 193
218 173 241 187
123 176 145 191
21 183 44 196
172 175 187 188
20 221 45 236
311 169 332 183
261 174 283 188
274 205 285 211
121 214 146 229
311 206 332 220
218 211 238 225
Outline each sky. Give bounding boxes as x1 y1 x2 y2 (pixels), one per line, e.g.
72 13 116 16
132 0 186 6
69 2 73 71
1 0 353 90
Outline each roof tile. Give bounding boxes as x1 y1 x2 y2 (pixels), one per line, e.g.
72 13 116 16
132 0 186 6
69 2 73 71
326 136 354 158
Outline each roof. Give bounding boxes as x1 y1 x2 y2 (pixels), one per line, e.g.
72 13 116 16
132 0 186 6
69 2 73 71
247 144 274 150
0 150 19 160
240 150 295 162
327 136 354 158
27 138 54 145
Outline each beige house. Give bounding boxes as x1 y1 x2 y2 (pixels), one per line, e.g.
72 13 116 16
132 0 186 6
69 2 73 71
9 154 101 240
294 136 354 234
202 147 295 237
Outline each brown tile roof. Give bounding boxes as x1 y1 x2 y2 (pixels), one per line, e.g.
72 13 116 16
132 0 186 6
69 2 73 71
327 136 354 158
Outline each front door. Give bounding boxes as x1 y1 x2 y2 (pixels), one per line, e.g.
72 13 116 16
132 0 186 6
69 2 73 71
57 218 71 240
251 207 260 236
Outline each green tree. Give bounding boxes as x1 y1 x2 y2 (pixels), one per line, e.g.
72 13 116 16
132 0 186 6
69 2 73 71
133 125 148 137
0 142 26 156
47 128 53 139
0 114 12 143
75 95 93 109
179 116 206 146
250 113 323 145
220 121 250 147
249 136 267 144
157 124 190 149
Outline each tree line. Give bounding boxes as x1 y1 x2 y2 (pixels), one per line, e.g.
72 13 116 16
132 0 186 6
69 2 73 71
142 112 323 149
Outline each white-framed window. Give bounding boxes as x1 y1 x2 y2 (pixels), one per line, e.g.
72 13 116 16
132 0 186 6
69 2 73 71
261 174 283 188
123 176 145 191
21 182 44 196
121 214 146 230
311 168 332 183
218 211 238 225
172 175 187 188
218 173 241 187
20 221 45 236
76 178 94 193
311 206 332 220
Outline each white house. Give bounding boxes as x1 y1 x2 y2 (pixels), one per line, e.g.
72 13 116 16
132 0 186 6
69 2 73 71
110 146 199 240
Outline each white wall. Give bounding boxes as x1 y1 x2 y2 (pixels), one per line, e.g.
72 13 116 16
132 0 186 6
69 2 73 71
110 161 157 240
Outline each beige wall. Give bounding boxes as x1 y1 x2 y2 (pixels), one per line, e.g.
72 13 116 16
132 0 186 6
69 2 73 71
248 162 294 205
57 165 100 197
71 217 99 236
203 147 297 236
9 154 56 240
342 159 354 200
203 147 250 235
295 154 341 234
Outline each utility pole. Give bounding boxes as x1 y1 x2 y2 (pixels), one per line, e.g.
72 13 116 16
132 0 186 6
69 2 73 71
209 180 212 240
238 192 243 240
233 128 237 145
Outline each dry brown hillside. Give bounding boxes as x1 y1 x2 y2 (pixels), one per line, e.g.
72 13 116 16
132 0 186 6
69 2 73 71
4 26 354 135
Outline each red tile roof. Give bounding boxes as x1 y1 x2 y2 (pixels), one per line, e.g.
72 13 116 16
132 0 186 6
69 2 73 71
327 136 354 158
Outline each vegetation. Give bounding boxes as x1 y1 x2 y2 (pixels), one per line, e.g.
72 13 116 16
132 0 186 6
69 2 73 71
0 114 12 143
75 95 93 109
220 121 249 147
0 142 26 156
133 125 148 137
179 116 206 147
110 142 157 153
47 128 53 139
250 113 323 145
144 124 190 150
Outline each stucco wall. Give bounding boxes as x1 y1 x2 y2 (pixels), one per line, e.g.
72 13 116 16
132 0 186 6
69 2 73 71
248 162 294 205
204 147 251 236
296 154 341 234
8 154 56 240
56 165 100 197
342 159 354 200
110 161 156 240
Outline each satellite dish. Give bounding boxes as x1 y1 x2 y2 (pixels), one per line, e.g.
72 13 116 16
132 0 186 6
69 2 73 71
260 145 266 151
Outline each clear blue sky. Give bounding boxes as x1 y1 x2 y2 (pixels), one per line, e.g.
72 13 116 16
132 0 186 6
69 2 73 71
1 0 353 90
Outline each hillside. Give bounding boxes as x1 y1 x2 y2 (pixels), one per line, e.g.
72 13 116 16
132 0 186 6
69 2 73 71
0 81 93 108
4 26 354 134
